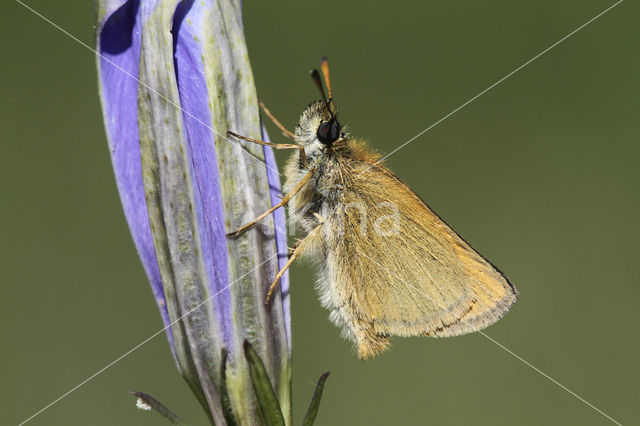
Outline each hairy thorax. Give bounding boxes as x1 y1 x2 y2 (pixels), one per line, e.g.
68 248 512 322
285 142 346 238
284 136 382 239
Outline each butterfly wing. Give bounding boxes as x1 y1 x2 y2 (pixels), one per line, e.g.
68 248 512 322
328 159 517 359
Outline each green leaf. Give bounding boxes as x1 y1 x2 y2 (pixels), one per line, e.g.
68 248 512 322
220 349 239 426
302 372 331 426
243 340 285 426
129 391 188 426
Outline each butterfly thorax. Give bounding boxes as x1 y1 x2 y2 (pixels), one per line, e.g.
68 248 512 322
284 140 381 246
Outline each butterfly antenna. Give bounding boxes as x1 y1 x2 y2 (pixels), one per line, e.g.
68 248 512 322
310 69 334 120
320 56 333 102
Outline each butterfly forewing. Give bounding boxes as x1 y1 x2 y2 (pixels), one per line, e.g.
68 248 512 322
323 146 517 358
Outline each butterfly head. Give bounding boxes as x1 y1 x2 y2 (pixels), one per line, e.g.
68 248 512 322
295 100 344 147
295 58 346 149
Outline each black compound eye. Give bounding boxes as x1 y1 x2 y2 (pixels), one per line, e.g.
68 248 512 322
317 120 341 145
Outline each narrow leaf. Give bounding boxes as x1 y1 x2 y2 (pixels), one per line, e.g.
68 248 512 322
129 391 188 426
220 349 239 426
243 340 285 426
302 372 331 426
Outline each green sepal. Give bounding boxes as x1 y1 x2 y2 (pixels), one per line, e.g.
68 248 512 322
243 340 285 426
302 372 331 426
129 391 188 426
220 348 239 426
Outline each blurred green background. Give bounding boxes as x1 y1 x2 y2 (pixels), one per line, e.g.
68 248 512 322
1 0 637 425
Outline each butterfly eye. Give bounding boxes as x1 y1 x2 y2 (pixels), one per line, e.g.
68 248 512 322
317 120 340 145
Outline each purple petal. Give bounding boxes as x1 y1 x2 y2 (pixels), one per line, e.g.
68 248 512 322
261 129 291 346
97 0 176 356
172 0 233 350
170 0 291 361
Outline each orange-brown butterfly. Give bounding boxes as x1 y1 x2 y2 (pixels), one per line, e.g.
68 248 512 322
228 57 517 359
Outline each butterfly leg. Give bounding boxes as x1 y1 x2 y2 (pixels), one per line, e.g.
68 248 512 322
259 100 297 140
265 220 323 304
227 130 298 150
265 247 300 305
288 213 324 254
226 168 315 238
227 130 307 168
